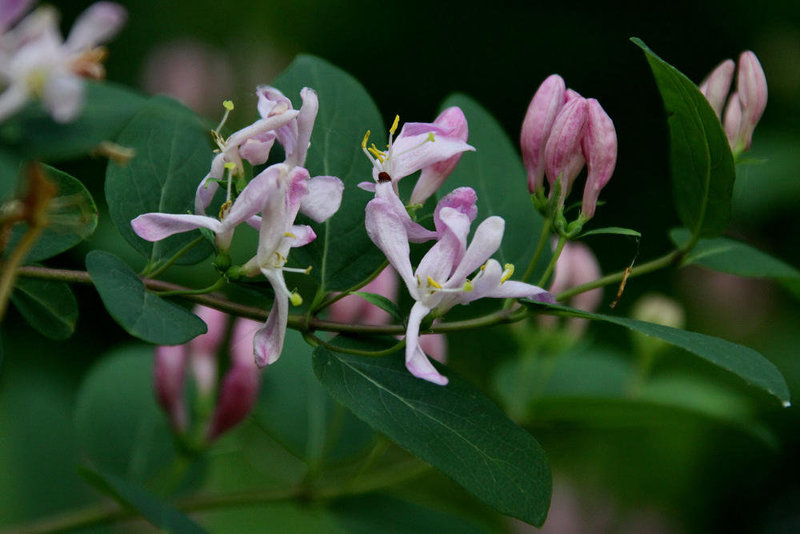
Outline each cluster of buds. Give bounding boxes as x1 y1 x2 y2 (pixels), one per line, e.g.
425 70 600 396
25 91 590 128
698 51 767 157
154 306 262 447
520 75 617 226
0 1 127 123
132 86 344 369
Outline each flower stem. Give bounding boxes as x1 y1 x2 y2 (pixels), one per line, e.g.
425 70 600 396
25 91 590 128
537 234 567 288
307 333 406 357
521 219 552 284
313 260 389 314
153 277 226 297
144 236 205 278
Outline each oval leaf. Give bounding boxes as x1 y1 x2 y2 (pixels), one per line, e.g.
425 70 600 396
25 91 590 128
313 337 552 526
579 226 641 239
6 165 98 263
525 301 790 405
86 250 207 345
273 55 386 292
632 38 735 238
10 277 77 340
105 96 213 267
437 94 551 279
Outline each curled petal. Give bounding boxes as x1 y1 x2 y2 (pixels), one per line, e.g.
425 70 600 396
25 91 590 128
239 134 275 166
253 270 289 367
43 74 84 123
194 154 225 214
405 302 448 386
289 224 317 247
388 125 474 182
365 197 417 296
288 87 318 167
417 207 470 283
374 181 437 243
226 109 300 150
301 175 344 223
433 187 478 234
225 164 281 227
131 213 221 241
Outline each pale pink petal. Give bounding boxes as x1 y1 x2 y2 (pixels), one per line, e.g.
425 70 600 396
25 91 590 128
43 74 84 123
0 0 34 31
374 181 436 243
239 134 275 166
300 175 344 223
405 301 448 386
365 198 417 295
287 87 318 167
521 74 566 194
419 333 447 364
447 216 505 284
288 224 316 247
226 110 300 150
225 164 281 227
65 2 126 51
433 187 478 233
390 133 474 181
229 317 263 366
416 207 470 283
253 270 289 367
0 84 30 123
153 345 188 431
131 213 221 241
194 154 224 214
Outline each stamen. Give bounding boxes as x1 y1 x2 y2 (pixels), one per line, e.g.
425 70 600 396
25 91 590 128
427 132 435 142
361 130 371 149
218 200 232 220
214 100 234 135
427 276 442 289
282 265 313 275
501 263 515 283
290 291 303 307
462 280 474 292
223 100 234 111
389 115 400 135
283 232 296 238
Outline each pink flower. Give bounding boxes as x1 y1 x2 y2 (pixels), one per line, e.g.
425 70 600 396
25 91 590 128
366 187 551 385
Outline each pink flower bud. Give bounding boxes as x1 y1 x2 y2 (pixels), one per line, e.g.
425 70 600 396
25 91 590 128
699 58 735 119
580 99 617 220
544 97 588 206
547 242 602 335
735 51 767 151
188 306 228 398
206 318 262 441
564 88 583 103
521 75 566 195
723 92 742 149
153 345 188 432
410 107 470 205
329 266 399 325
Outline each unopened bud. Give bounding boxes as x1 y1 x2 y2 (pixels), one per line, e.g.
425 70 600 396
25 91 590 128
580 99 617 220
153 345 188 432
630 293 685 357
188 306 227 397
521 75 566 195
723 92 742 149
544 97 588 207
735 51 767 152
699 59 735 119
548 241 602 335
419 333 448 364
410 106 470 205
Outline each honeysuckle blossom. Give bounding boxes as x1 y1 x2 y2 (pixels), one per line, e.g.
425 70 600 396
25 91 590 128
241 165 343 367
0 2 127 123
365 187 551 385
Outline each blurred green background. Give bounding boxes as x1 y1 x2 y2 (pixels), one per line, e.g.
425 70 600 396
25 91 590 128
2 0 800 532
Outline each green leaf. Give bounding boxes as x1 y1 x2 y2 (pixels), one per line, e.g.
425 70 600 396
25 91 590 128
5 165 98 263
525 302 790 404
437 94 551 278
10 277 77 340
670 228 800 284
74 346 178 484
105 95 213 267
0 148 21 202
313 337 552 526
579 226 642 239
80 467 208 534
273 55 386 291
86 250 207 345
352 291 404 323
632 38 736 238
0 81 147 161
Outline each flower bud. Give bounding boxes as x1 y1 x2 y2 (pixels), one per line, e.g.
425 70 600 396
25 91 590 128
521 75 566 195
698 58 734 119
153 345 188 432
188 306 227 398
206 318 262 441
410 106 469 205
419 333 448 364
723 92 742 149
580 99 617 220
544 97 588 206
630 293 685 358
735 51 767 152
548 241 602 335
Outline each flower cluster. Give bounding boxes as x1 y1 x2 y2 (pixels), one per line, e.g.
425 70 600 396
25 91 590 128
154 306 262 444
0 1 127 123
132 86 343 368
520 75 617 220
360 113 551 385
698 51 767 156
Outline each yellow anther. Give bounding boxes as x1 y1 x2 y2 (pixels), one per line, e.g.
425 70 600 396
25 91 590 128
501 263 515 283
273 251 286 264
480 262 488 271
463 280 474 292
284 232 296 238
290 291 303 306
427 132 435 142
223 100 234 111
427 276 442 289
390 115 400 135
224 162 236 171
304 265 313 274
361 130 371 149
218 200 232 219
